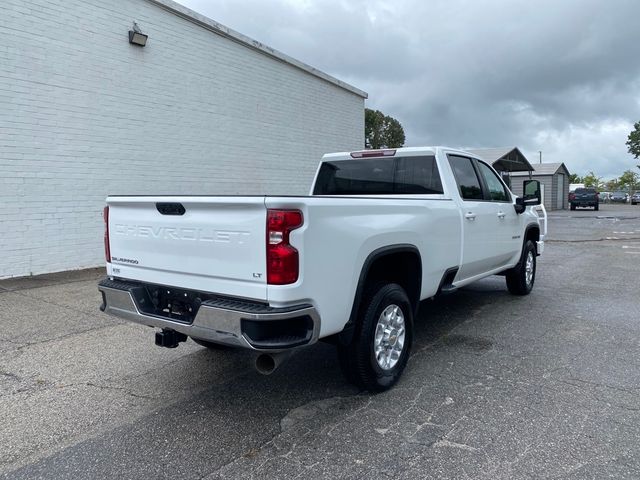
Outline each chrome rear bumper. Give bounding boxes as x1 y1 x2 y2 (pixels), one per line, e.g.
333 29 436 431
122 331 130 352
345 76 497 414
98 278 320 352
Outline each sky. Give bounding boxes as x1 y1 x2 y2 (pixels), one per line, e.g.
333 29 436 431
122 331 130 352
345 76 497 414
176 0 640 180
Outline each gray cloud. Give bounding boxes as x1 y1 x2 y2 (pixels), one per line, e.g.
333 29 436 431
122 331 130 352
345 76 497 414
178 0 640 178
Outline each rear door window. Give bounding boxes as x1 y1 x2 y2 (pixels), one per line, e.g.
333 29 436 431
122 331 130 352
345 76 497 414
448 155 484 200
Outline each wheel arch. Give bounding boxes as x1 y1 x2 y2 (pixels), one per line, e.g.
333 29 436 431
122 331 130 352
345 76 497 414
524 223 540 254
339 244 422 345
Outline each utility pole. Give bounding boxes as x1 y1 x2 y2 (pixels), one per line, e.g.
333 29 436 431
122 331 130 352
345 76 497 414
539 151 542 164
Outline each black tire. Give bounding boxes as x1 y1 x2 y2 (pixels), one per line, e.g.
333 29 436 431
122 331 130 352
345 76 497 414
190 337 232 350
505 240 536 295
337 283 413 392
570 204 576 211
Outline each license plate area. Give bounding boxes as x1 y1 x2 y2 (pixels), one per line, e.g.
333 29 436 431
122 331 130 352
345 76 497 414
130 284 203 324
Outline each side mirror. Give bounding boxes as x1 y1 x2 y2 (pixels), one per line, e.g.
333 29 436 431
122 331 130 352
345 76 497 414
515 180 542 214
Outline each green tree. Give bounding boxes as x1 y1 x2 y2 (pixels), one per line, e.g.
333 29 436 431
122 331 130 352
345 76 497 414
365 108 405 149
618 169 640 191
569 173 582 183
605 179 620 191
582 171 602 188
627 121 640 159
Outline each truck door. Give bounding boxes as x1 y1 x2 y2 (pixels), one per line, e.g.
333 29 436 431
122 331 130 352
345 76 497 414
447 155 497 280
475 160 521 266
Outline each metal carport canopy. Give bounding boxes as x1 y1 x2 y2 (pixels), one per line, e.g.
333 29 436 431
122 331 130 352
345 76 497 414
466 147 534 172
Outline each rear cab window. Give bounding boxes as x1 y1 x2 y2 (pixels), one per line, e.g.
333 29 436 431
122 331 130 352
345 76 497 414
313 155 444 195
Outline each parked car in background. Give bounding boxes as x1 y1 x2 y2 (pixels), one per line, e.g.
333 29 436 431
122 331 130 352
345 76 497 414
631 192 640 205
599 192 611 203
611 191 629 203
569 188 599 211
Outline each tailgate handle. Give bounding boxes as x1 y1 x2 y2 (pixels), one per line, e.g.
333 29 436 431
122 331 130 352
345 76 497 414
156 203 186 216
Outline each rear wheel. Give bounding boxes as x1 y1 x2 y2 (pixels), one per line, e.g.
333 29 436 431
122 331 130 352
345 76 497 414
337 283 413 392
190 337 232 350
506 240 536 295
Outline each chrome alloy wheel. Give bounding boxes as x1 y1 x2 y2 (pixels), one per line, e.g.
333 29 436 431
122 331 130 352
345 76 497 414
374 304 406 370
525 251 534 286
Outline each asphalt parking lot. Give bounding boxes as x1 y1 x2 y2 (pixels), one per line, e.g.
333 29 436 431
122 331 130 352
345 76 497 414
1 204 639 479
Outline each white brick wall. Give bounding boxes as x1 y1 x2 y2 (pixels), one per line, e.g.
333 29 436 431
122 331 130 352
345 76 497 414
0 0 365 278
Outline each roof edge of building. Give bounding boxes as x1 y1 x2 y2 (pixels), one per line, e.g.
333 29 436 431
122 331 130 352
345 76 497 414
146 0 368 99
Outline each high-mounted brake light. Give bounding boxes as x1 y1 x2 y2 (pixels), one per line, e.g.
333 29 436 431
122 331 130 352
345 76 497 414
350 149 396 158
103 206 111 263
266 209 303 285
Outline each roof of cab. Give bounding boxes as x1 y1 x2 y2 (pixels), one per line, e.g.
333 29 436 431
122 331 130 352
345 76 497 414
321 146 476 161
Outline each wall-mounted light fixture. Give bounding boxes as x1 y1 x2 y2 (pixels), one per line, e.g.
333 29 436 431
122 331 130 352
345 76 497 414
128 21 148 47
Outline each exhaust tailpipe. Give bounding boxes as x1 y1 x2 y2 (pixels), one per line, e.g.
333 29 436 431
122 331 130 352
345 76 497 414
254 352 292 375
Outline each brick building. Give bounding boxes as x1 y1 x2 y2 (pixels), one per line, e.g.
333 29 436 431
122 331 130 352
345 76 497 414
0 0 367 278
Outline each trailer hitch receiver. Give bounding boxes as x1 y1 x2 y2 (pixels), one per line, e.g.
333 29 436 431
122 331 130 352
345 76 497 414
155 329 187 348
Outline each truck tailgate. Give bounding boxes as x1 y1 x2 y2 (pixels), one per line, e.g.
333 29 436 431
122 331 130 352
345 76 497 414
106 196 267 300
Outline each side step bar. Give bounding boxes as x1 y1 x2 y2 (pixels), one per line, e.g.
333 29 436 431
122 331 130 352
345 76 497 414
436 267 459 296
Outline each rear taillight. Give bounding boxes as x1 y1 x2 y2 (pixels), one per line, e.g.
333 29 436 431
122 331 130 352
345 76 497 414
266 209 303 285
103 206 111 263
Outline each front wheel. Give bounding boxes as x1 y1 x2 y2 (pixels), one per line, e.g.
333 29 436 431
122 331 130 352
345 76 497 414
337 283 413 392
505 240 536 295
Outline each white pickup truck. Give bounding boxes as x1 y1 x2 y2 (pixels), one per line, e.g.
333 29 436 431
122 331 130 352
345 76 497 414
99 147 546 391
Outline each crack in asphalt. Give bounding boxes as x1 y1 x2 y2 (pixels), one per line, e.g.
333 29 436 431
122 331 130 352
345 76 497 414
0 271 104 292
563 376 640 394
7 288 109 321
0 376 159 401
0 371 20 381
12 323 121 352
82 382 159 400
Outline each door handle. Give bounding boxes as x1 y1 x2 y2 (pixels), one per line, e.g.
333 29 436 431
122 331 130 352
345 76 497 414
464 212 476 220
497 211 506 219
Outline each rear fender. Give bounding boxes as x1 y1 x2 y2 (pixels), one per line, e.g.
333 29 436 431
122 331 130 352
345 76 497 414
338 244 421 345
